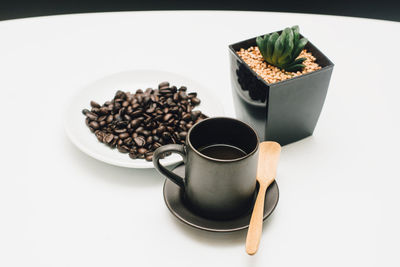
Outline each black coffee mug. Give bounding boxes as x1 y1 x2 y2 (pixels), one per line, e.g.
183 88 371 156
153 117 259 220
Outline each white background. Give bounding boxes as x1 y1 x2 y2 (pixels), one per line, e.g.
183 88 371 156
0 11 399 267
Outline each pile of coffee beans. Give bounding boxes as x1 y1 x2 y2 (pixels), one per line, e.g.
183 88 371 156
82 82 208 161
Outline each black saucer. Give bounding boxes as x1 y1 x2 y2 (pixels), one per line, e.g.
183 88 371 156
163 164 279 232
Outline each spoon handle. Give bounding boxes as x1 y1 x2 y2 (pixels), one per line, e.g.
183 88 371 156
245 183 267 255
246 141 281 255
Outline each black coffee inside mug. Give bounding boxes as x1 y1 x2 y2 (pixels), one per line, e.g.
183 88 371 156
189 118 258 158
198 144 247 160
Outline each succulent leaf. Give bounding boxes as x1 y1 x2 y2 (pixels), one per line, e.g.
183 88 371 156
292 25 300 47
271 31 286 64
285 64 306 72
292 37 308 60
284 57 307 69
256 34 269 60
291 57 307 65
278 28 294 66
266 32 279 62
255 26 309 72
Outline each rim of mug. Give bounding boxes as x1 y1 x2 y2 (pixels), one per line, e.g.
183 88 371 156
186 117 259 162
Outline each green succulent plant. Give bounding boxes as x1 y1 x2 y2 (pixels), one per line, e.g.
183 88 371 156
256 25 308 72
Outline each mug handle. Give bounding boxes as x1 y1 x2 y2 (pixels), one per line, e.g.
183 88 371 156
153 144 186 188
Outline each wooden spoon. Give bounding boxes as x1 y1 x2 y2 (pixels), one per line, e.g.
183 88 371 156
246 141 281 255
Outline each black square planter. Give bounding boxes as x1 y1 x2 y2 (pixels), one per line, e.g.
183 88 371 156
229 33 334 146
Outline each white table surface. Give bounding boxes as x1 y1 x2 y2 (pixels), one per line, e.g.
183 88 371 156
0 11 399 267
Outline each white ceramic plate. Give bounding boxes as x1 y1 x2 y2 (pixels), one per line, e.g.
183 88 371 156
64 70 225 168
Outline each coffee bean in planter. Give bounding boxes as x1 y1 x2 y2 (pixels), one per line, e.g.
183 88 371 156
82 81 208 161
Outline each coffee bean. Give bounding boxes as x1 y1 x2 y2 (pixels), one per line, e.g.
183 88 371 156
82 109 90 115
119 133 129 139
150 95 158 102
158 81 170 89
130 119 140 129
129 152 138 159
99 107 109 115
191 110 201 121
86 112 98 120
117 145 129 153
182 113 191 122
152 142 161 149
169 106 178 113
163 113 173 121
145 154 153 161
191 97 201 105
179 86 187 91
141 130 151 137
179 131 187 140
138 148 147 155
160 88 172 95
179 91 188 100
126 105 133 114
114 114 122 121
90 101 101 108
144 117 152 124
136 94 143 103
131 110 142 118
95 130 104 141
156 126 166 134
119 107 126 117
110 139 117 148
114 128 127 134
135 126 144 133
91 107 101 114
116 121 128 128
124 137 133 145
146 107 155 113
134 137 145 147
143 96 150 105
106 115 113 123
89 121 99 130
104 134 114 144
162 132 171 140
114 90 125 99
